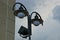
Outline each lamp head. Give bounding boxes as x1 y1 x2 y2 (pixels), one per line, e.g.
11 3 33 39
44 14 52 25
13 2 29 18
18 26 29 38
14 7 28 18
32 15 40 26
31 14 43 26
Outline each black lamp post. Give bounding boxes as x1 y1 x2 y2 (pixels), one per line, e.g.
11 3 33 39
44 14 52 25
13 2 43 40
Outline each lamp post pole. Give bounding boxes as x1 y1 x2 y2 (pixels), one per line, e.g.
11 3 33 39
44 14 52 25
28 15 31 40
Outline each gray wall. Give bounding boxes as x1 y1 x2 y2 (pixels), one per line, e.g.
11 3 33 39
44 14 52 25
0 0 15 40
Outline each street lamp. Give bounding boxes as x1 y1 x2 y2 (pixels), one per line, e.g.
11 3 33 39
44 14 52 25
31 12 43 26
13 2 43 40
13 2 29 18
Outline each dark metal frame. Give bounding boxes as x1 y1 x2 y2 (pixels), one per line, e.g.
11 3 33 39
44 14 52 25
13 2 43 40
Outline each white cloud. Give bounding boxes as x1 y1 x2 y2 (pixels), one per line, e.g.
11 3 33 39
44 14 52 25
53 5 60 22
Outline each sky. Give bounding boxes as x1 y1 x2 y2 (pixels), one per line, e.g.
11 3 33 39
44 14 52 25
15 0 60 40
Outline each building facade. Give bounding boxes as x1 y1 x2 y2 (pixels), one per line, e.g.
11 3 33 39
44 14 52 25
0 0 15 40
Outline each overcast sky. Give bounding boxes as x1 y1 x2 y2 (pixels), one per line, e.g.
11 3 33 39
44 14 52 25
15 0 60 40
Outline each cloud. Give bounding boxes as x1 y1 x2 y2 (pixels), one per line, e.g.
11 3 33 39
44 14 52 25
53 5 60 22
15 0 60 40
16 0 46 13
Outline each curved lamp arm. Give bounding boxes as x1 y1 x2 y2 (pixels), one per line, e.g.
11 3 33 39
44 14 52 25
12 2 27 11
31 11 42 19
